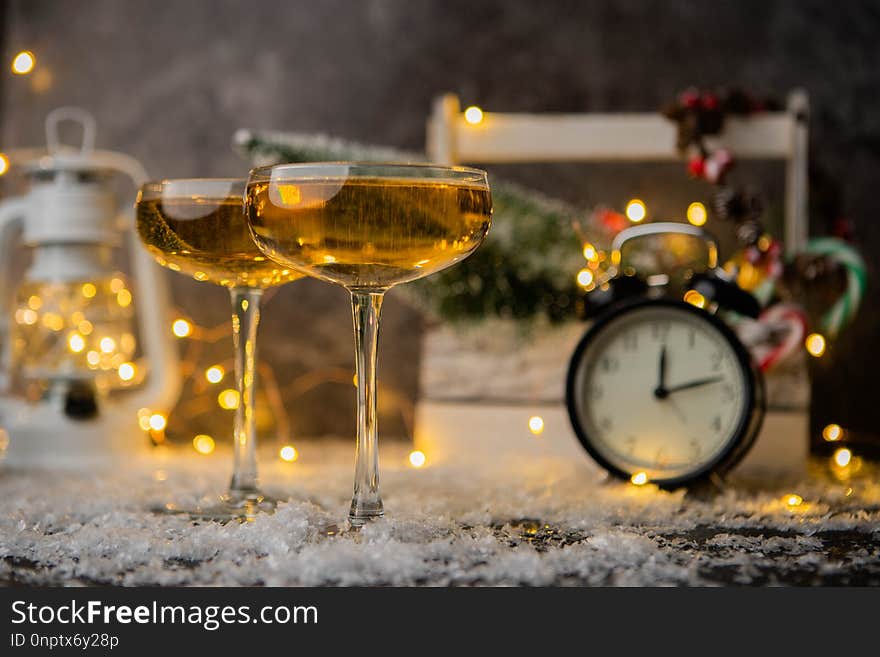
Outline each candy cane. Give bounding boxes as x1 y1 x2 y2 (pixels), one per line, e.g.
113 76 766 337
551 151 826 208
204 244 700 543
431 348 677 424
804 238 867 338
755 304 809 372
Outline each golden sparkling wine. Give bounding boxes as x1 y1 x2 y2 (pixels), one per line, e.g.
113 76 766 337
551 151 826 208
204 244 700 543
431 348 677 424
136 196 302 288
246 178 493 289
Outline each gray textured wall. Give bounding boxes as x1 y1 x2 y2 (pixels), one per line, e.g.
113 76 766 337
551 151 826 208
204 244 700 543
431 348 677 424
2 0 879 445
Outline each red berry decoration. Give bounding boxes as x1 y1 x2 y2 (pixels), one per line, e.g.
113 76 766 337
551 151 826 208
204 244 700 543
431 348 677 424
701 93 719 110
687 156 706 178
679 88 701 109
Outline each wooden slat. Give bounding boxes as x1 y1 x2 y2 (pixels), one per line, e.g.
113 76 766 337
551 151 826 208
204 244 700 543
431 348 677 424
452 112 795 162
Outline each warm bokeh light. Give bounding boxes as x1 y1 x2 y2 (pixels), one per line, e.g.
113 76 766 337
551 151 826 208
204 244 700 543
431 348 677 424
11 50 35 75
218 388 240 410
81 282 97 298
99 336 116 354
784 494 803 507
631 472 648 486
464 105 484 125
86 350 100 366
408 450 427 468
193 434 215 455
576 268 594 287
41 312 64 331
0 153 9 176
172 318 193 338
822 423 843 442
279 445 298 462
686 201 707 226
137 408 152 431
834 447 852 468
528 415 545 435
20 308 37 325
116 289 132 307
683 289 706 308
118 362 135 382
583 243 598 261
148 413 167 431
805 332 826 357
625 199 647 223
205 365 225 384
67 333 85 353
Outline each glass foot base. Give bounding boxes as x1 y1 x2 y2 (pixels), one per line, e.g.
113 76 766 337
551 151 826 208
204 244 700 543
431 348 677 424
348 499 384 529
153 492 280 523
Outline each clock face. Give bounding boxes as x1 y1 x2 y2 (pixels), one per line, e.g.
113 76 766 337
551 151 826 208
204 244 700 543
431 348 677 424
567 300 760 485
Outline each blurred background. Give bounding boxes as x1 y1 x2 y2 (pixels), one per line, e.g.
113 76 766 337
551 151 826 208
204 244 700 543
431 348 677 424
0 0 877 449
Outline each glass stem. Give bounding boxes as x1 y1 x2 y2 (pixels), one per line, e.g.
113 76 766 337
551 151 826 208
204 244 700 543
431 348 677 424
228 286 263 500
349 290 385 525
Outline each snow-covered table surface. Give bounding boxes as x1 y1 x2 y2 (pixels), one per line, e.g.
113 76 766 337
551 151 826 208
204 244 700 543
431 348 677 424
2 441 879 586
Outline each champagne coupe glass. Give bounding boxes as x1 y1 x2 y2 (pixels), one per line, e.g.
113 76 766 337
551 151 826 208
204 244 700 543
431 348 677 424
136 179 302 519
245 163 492 526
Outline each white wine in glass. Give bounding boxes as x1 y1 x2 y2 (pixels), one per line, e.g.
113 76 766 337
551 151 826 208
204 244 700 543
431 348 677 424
137 179 302 519
246 163 492 526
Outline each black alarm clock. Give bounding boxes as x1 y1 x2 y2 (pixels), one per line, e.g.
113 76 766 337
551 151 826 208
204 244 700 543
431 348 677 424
566 223 765 488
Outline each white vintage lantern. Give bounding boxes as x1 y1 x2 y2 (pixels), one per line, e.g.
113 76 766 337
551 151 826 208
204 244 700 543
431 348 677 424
0 108 181 466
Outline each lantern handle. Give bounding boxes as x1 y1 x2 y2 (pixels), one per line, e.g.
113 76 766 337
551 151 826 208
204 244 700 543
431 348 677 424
45 107 96 156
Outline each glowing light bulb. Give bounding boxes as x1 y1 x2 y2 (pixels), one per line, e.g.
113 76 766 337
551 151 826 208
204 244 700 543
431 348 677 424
148 413 167 431
784 494 803 507
528 416 545 435
631 472 648 486
0 152 9 176
279 445 298 462
686 202 707 226
625 199 646 223
205 366 225 384
683 289 706 308
833 448 852 468
576 268 594 287
11 51 35 75
193 434 215 455
81 283 97 298
822 423 843 442
409 450 426 468
67 333 85 353
172 318 192 338
805 333 826 357
464 106 483 125
218 389 240 410
118 362 135 382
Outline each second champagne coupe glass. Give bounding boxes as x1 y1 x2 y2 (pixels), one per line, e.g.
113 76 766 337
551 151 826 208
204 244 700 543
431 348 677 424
245 163 492 526
136 179 302 518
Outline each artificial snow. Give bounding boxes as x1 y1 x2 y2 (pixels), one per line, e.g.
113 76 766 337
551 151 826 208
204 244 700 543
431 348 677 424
1 442 878 586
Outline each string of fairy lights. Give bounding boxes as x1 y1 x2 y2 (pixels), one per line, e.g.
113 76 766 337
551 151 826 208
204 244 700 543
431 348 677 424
148 311 426 468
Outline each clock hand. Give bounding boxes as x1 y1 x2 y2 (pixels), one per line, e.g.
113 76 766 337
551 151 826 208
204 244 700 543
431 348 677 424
654 346 668 398
665 376 724 394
